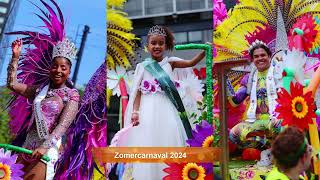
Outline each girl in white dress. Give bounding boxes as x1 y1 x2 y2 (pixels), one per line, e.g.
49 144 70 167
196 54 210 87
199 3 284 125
119 25 205 179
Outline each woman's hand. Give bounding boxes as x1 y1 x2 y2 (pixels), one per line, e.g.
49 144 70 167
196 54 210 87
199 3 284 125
131 112 140 126
11 39 22 58
31 147 48 160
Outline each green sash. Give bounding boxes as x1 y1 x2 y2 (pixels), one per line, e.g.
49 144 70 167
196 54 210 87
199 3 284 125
142 58 193 138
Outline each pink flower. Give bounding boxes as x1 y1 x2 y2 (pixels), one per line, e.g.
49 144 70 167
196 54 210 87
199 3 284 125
174 81 180 88
143 80 151 90
154 79 159 85
246 170 255 179
213 0 228 28
150 84 156 93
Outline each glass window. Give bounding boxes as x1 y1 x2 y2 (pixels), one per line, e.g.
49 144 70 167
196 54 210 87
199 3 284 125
124 0 143 17
0 17 4 24
140 35 148 47
225 0 237 9
208 0 213 8
203 30 213 42
174 32 188 44
0 0 9 3
0 7 7 14
188 31 202 42
176 0 205 11
145 0 173 15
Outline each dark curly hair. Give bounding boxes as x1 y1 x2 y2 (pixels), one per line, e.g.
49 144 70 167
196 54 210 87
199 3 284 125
271 126 307 170
147 26 175 51
249 44 272 59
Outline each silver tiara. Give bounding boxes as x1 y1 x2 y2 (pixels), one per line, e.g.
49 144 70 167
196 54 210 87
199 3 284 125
52 38 78 60
148 25 167 36
248 39 268 53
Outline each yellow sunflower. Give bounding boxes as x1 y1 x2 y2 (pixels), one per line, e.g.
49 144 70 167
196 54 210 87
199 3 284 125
291 96 308 119
182 163 206 180
202 135 214 147
0 163 11 180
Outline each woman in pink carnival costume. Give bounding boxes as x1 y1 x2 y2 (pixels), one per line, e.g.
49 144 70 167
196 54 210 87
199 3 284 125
5 0 80 179
5 1 108 179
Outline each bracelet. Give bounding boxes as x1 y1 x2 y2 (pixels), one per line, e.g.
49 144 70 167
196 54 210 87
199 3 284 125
132 111 139 115
7 64 16 71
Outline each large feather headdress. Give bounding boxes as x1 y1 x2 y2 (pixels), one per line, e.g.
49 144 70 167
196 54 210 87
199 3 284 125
214 0 320 61
6 0 74 136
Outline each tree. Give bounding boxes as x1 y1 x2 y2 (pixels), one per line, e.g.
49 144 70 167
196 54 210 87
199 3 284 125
0 86 13 143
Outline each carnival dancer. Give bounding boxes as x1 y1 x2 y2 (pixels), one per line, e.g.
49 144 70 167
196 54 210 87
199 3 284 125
6 1 79 179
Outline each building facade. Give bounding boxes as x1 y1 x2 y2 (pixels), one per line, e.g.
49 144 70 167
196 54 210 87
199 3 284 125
0 0 19 75
124 0 213 65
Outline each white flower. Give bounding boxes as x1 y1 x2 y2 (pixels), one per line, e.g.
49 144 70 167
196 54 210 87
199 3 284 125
122 70 135 94
107 66 129 97
179 72 204 101
281 49 308 85
174 70 204 127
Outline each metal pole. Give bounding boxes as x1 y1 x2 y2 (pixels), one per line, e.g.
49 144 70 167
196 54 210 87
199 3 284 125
217 66 229 179
72 25 90 85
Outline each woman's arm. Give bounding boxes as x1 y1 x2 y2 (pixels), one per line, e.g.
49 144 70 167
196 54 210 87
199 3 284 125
7 39 37 98
171 50 205 69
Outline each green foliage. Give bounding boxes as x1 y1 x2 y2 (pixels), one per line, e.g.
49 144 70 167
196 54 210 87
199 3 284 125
194 95 213 125
193 94 221 147
77 83 86 98
0 87 13 143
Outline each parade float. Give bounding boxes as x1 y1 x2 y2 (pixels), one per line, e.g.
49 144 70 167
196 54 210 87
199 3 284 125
213 0 320 179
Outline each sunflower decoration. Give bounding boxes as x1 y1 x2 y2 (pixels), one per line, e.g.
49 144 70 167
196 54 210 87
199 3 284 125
163 163 213 180
275 82 316 130
185 120 214 174
186 120 214 148
311 15 320 55
182 163 206 180
202 136 214 148
107 0 138 69
0 148 24 180
288 14 319 53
